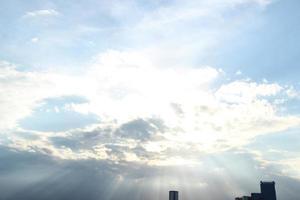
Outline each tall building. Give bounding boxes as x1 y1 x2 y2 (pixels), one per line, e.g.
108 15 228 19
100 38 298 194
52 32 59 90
169 191 178 200
260 181 276 200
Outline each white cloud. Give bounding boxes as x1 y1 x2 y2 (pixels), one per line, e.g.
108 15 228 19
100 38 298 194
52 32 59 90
0 61 84 130
235 70 242 75
23 9 59 18
277 158 300 179
215 80 282 103
286 86 300 99
31 37 39 43
1 48 299 169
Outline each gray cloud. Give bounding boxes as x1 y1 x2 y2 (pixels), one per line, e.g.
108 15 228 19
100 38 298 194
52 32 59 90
115 118 166 141
0 145 300 200
47 118 165 162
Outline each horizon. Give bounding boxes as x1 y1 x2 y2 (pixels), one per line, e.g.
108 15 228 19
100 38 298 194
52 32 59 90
0 0 300 200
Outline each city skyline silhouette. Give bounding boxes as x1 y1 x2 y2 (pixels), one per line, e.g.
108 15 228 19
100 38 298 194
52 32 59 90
168 181 277 200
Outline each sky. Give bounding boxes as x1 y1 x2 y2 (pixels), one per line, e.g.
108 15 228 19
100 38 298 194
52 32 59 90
0 0 300 200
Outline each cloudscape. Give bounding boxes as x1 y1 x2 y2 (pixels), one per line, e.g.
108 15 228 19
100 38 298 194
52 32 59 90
0 0 300 200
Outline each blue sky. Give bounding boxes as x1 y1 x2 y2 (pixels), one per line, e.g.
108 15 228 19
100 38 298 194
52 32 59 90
0 0 300 200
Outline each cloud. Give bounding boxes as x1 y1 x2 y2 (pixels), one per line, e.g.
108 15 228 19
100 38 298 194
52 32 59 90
277 158 300 179
31 37 39 43
1 48 300 166
0 62 51 130
116 118 166 141
1 1 299 198
216 80 282 103
23 9 59 18
0 145 300 200
245 127 300 181
0 61 83 130
285 86 300 99
0 53 299 189
0 47 299 188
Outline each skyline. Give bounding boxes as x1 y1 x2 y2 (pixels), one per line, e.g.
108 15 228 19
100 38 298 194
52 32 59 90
169 181 277 200
0 0 300 200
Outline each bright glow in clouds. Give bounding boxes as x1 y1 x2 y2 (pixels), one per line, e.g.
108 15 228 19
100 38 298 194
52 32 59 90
1 49 299 169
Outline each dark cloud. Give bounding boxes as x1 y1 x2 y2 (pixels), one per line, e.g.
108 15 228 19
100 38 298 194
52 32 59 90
51 136 81 150
49 118 165 153
131 145 157 160
0 145 129 200
115 118 166 141
0 145 300 200
50 126 114 150
105 144 128 160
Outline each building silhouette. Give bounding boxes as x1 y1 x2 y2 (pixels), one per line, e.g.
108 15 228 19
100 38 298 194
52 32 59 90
235 181 276 200
169 191 178 200
251 193 261 200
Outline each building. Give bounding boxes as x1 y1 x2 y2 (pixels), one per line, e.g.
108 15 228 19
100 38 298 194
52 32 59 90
242 196 251 200
235 181 276 200
260 181 276 200
251 193 262 200
169 191 179 200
